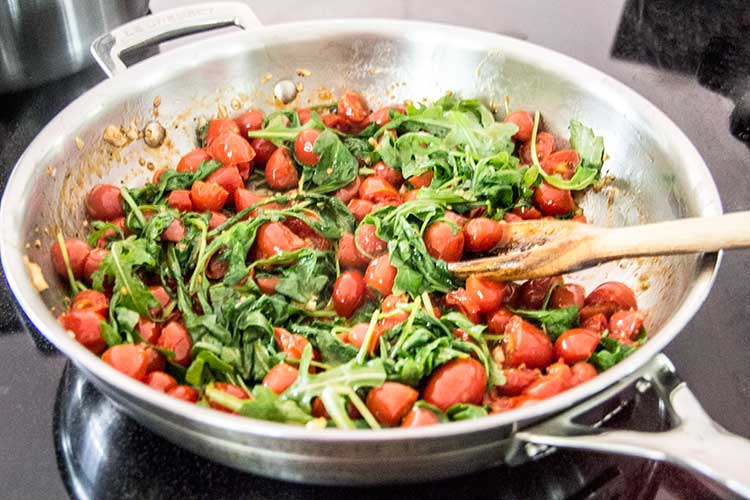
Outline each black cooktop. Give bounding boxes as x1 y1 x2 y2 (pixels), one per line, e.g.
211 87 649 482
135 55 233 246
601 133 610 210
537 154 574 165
1 1 749 499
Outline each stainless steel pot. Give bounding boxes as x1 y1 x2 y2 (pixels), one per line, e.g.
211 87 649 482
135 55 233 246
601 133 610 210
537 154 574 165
2 2 749 496
0 0 149 93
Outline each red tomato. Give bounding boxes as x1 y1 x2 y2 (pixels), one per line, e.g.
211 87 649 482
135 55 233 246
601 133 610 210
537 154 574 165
445 288 482 324
167 189 193 212
523 372 569 399
322 113 347 131
208 211 228 230
365 254 397 296
58 310 106 354
334 176 362 204
585 282 638 311
256 276 279 295
86 184 123 221
408 170 433 189
205 119 240 146
209 132 255 166
337 91 370 123
190 180 228 212
503 315 554 369
345 322 381 354
581 312 609 333
512 206 542 220
550 284 586 310
366 382 419 426
533 182 575 216
466 275 507 313
609 310 645 343
424 221 464 262
503 110 533 142
157 321 192 366
161 219 185 242
518 277 563 310
51 238 90 279
359 176 400 204
571 362 598 386
274 327 309 359
138 342 165 373
423 358 487 411
206 166 243 195
519 131 555 165
177 148 212 173
148 285 170 317
297 108 312 124
233 188 265 216
347 198 374 223
102 344 149 381
210 382 249 413
373 161 404 189
367 105 405 126
235 110 264 137
463 217 507 253
443 211 467 227
136 318 161 344
262 362 299 394
249 138 276 167
167 385 199 402
294 128 321 166
541 150 580 180
71 290 108 316
579 302 621 322
401 407 440 428
284 216 331 251
82 248 108 282
403 190 419 202
571 214 588 223
356 223 387 257
152 168 167 184
555 328 600 364
94 217 126 248
145 371 178 392
333 270 367 318
503 212 523 223
488 307 513 334
265 148 299 191
497 368 540 396
206 252 228 280
337 233 369 269
255 222 307 259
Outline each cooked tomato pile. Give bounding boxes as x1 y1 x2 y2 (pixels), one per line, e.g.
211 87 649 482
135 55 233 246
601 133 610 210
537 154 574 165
51 91 645 429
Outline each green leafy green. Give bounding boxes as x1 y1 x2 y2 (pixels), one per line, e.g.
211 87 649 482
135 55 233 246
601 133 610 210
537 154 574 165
569 119 605 170
511 306 579 340
446 403 488 421
307 129 359 193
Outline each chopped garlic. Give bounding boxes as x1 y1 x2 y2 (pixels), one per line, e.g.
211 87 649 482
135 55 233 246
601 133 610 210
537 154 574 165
23 255 48 292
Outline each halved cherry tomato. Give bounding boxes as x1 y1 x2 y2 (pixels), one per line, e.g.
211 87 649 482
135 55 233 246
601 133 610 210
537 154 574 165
609 310 645 343
359 176 400 204
519 131 555 165
265 147 299 191
190 180 228 212
585 281 638 311
138 342 165 373
338 233 370 269
284 216 331 251
365 254 397 296
177 148 212 173
541 150 580 180
148 285 170 317
503 110 533 142
445 288 482 324
408 170 433 189
210 382 249 413
403 190 419 202
517 276 563 310
297 108 312 124
51 238 90 279
233 188 265 217
294 128 321 166
512 206 542 220
463 217 507 253
249 138 276 167
488 307 514 334
167 385 199 402
401 407 440 428
373 161 404 189
255 222 307 259
377 294 410 333
102 344 149 381
94 217 126 248
71 289 108 316
579 302 621 321
161 219 185 242
208 211 228 230
534 182 575 216
572 214 588 223
86 184 123 221
58 310 106 354
338 91 370 124
209 132 255 166
550 284 586 310
555 328 600 364
466 275 507 313
322 113 347 131
423 358 487 411
356 223 387 257
206 166 243 195
571 362 598 386
497 368 540 396
367 105 405 126
523 369 570 399
424 221 464 262
206 252 228 280
136 318 161 344
581 312 609 333
145 371 178 392
503 315 554 369
157 321 192 366
503 212 524 223
345 322 381 354
256 276 279 295
347 198 374 222
235 110 264 137
167 189 193 212
152 168 167 184
262 362 299 394
205 119 240 146
366 382 419 426
333 270 367 318
274 327 309 360
83 248 108 282
334 176 362 204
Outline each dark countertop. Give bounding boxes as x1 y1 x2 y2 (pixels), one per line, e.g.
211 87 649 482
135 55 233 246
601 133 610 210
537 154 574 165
1 1 749 498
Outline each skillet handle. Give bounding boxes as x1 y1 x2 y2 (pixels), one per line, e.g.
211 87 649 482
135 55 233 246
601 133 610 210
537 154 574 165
91 2 262 77
512 354 750 499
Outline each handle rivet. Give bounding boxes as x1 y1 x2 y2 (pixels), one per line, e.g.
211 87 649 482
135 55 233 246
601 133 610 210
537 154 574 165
274 79 298 104
143 121 166 148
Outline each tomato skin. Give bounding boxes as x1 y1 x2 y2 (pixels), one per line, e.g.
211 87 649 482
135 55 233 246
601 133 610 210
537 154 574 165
58 310 106 354
533 182 575 216
517 276 563 310
294 128 321 166
366 382 419 427
86 184 124 221
255 276 279 295
249 138 276 167
347 198 374 222
423 358 487 411
488 307 513 334
148 285 171 317
83 248 108 282
333 270 367 318
401 407 440 428
177 148 212 173
503 110 534 142
356 223 387 258
609 310 645 343
145 371 178 392
503 212 523 223
255 222 307 259
408 170 433 189
522 372 568 399
233 188 265 216
161 219 185 242
368 105 405 126
359 176 400 204
51 238 90 279
345 322 382 354
136 318 161 344
550 284 586 310
424 221 464 263
334 176 362 204
167 385 198 402
571 214 588 223
503 315 554 369
190 180 229 212
512 206 542 220
519 131 556 165
274 327 309 360
262 362 299 394
585 282 638 311
465 275 507 313
541 150 580 180
497 368 540 396
581 312 609 333
209 132 255 166
555 328 600 364
94 217 126 248
210 382 249 413
364 254 397 296
102 344 149 381
373 161 404 189
235 110 264 137
206 166 243 195
208 211 228 230
157 321 192 366
167 189 193 212
265 148 299 191
571 362 598 385
71 290 109 316
337 233 369 270
205 119 240 146
445 288 482 324
138 343 165 373
463 217 507 253
338 91 370 124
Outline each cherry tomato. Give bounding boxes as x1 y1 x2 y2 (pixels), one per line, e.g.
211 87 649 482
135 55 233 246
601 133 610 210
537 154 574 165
255 222 307 259
581 312 609 333
523 371 568 399
177 148 212 173
262 362 299 394
585 281 638 311
136 318 161 344
445 288 482 324
206 166 243 195
550 284 586 310
157 321 192 366
408 170 433 189
338 233 370 269
423 358 487 411
365 254 397 296
541 150 580 180
233 188 265 216
82 248 108 282
148 285 171 317
210 382 249 413
519 131 555 165
209 132 255 166
284 216 331 251
345 322 381 354
463 217 507 253
94 217 126 248
359 176 400 204
337 91 370 123
512 206 542 220
256 276 279 295
205 119 240 146
274 327 309 360
167 189 193 212
102 344 149 381
503 212 523 223
517 277 563 310
403 189 419 202
167 385 199 402
58 310 106 354
235 110 264 137
503 315 554 369
366 382 419 426
571 214 588 223
71 289 108 316
190 180 228 212
579 303 621 322
571 362 598 386
294 128 321 166
466 275 507 313
503 110 533 142
533 182 575 216
347 198 374 223
265 148 299 191
51 238 90 279
356 223 387 257
144 371 178 392
424 221 464 262
208 211 228 230
161 219 185 242
488 307 514 334
377 294 410 333
138 342 165 373
497 368 540 396
373 161 404 189
367 105 405 126
322 113 347 131
206 252 228 280
608 310 645 343
152 168 167 184
333 270 367 318
334 176 362 204
297 108 311 124
401 407 440 428
86 184 123 221
555 328 600 364
249 138 276 167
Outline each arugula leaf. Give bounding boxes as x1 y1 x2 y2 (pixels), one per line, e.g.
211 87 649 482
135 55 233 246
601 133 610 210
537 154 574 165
289 324 358 366
308 129 359 193
238 386 313 424
511 306 579 341
569 119 605 170
446 403 488 421
274 249 336 305
86 220 124 248
589 328 646 371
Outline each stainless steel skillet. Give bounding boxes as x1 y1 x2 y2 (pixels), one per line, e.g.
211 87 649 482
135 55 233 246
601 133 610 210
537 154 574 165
1 2 748 496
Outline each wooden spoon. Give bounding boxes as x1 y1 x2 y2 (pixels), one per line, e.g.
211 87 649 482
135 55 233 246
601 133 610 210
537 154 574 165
447 211 750 280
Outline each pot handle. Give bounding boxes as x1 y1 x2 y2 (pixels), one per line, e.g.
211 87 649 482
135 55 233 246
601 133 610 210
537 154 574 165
91 2 262 77
511 354 750 498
